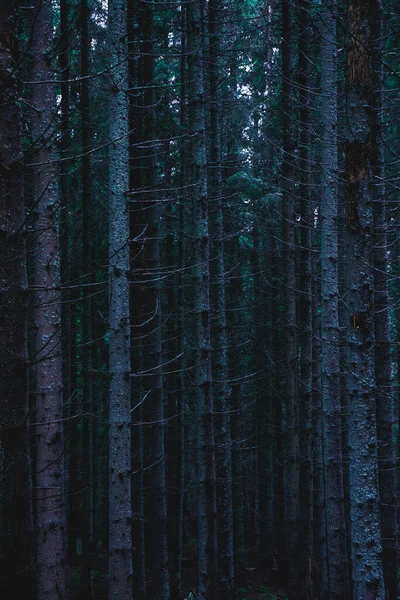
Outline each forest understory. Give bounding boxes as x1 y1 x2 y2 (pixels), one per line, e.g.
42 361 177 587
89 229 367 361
1 0 400 599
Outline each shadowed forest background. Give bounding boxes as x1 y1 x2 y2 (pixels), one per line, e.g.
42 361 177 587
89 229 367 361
1 0 400 599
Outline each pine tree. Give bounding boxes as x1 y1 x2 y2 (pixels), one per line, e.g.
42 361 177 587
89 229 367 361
0 2 34 596
31 0 67 596
319 1 349 597
190 0 218 596
108 0 133 597
345 1 384 597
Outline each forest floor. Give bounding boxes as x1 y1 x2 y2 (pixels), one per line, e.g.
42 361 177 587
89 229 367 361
69 557 288 599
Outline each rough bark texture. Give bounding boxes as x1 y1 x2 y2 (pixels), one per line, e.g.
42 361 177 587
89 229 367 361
0 2 34 596
319 2 350 598
370 2 398 596
345 1 384 597
108 0 133 597
31 1 67 597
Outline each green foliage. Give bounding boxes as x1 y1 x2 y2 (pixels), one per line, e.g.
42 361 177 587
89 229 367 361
227 170 266 200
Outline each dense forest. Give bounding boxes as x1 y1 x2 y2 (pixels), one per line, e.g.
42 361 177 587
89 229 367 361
1 0 400 599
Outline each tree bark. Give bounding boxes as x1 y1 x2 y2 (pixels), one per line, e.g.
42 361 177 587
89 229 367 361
139 1 170 596
345 1 384 597
0 2 34 596
297 3 313 596
208 0 234 596
190 0 218 596
80 0 94 594
108 0 133 597
319 2 350 597
281 0 299 594
370 2 398 596
31 0 67 596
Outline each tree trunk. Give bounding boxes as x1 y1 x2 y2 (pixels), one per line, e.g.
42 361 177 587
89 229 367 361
311 230 329 600
80 0 94 594
108 0 133 597
281 0 299 594
190 1 218 596
370 2 398 596
319 2 350 597
0 2 34 596
345 1 384 597
297 3 313 596
208 0 234 596
31 0 67 596
139 1 170 596
127 0 147 595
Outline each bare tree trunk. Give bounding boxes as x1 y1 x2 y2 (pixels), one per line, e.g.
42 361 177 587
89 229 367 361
311 231 329 600
345 1 384 597
0 2 34 596
168 10 188 596
31 1 67 596
319 2 350 598
190 1 218 596
139 1 170 595
370 2 398 596
297 3 313 596
80 0 94 594
127 1 146 595
108 0 132 597
281 0 299 594
208 0 234 596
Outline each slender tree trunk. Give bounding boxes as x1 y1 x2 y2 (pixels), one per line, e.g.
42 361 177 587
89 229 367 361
127 1 146 595
190 1 218 596
0 3 34 596
59 0 72 556
139 1 170 596
345 1 384 597
297 3 313 596
168 10 188 596
281 0 299 594
311 230 329 600
108 0 133 597
319 2 349 598
80 0 94 594
370 2 398 596
31 1 67 596
208 0 234 597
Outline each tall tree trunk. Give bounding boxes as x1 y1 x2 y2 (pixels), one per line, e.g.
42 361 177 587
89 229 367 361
167 9 188 597
281 0 299 594
139 1 170 596
345 1 384 597
297 3 313 596
311 230 329 600
127 0 147 595
319 2 350 598
370 2 398 596
208 0 234 597
80 0 94 594
190 0 218 596
59 0 78 573
0 3 34 596
31 1 67 597
108 0 133 597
